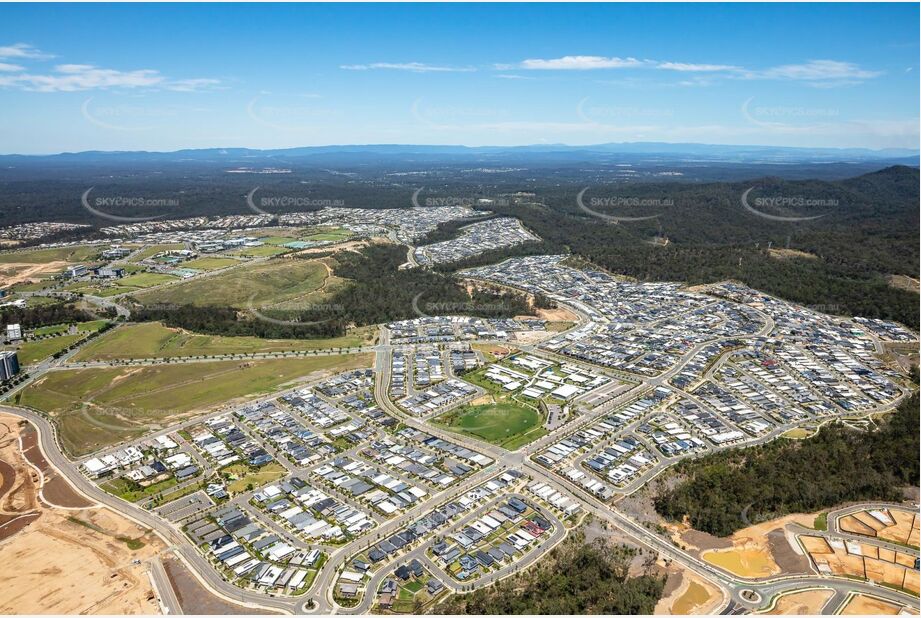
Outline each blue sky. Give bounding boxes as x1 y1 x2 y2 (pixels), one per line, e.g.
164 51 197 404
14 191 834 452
0 3 918 153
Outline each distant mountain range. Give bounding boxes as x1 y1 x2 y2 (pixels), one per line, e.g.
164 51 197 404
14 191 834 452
2 142 918 165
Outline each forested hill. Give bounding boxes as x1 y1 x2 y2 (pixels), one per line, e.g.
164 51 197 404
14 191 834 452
652 393 920 537
475 166 920 328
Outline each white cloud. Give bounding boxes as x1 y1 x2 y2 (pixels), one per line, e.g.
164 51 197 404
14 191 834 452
514 55 646 70
13 64 164 91
167 78 223 92
0 63 221 92
657 62 740 72
0 62 24 72
756 59 882 81
497 55 881 87
340 62 475 73
494 74 534 80
0 43 52 60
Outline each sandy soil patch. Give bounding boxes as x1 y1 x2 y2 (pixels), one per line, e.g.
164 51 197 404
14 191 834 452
294 239 369 256
163 555 280 614
513 330 557 345
702 546 778 578
0 260 68 287
0 416 40 524
840 593 914 615
471 343 513 360
878 341 919 373
0 412 164 614
0 507 163 614
655 566 722 615
695 513 816 578
768 248 817 260
799 533 919 593
887 274 920 293
535 306 580 322
17 421 96 509
838 506 919 548
759 589 834 615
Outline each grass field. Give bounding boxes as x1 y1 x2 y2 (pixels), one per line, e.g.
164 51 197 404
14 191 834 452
13 333 85 364
15 352 372 455
10 280 57 292
76 319 110 333
181 257 239 271
303 228 352 242
82 271 179 297
101 475 178 503
134 258 329 308
434 401 546 450
111 271 178 289
227 244 292 257
32 323 71 336
128 243 186 262
31 319 109 337
0 245 101 264
259 235 301 246
26 295 59 307
222 462 287 494
72 322 377 361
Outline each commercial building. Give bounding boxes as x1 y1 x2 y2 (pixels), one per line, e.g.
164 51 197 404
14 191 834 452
6 323 22 341
0 350 20 381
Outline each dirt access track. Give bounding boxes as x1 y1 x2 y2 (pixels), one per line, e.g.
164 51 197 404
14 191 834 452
0 412 165 614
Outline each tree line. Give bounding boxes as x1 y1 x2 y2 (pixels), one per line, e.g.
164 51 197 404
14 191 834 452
0 302 100 330
435 531 664 614
653 393 920 537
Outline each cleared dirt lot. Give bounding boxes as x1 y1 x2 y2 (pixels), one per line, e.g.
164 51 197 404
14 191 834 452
18 420 93 508
0 412 164 614
1 507 164 614
654 564 723 614
758 589 834 615
163 555 281 614
799 534 920 594
0 260 68 288
840 593 920 615
670 512 815 579
838 506 919 548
